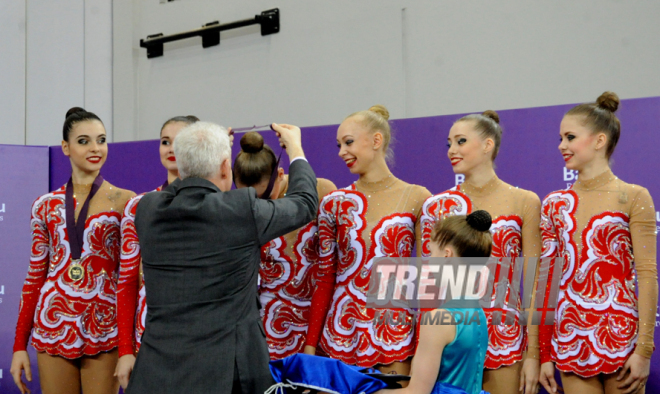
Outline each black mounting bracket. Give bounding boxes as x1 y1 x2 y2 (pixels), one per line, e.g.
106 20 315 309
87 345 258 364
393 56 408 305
139 8 280 59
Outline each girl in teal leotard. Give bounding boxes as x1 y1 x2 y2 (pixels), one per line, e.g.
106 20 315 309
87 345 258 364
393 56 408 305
378 210 492 394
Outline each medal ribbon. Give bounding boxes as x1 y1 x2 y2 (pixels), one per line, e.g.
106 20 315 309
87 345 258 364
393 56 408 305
231 124 271 132
65 174 104 260
260 149 283 199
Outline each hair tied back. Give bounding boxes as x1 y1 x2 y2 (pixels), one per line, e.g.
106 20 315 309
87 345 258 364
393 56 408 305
240 131 265 154
62 107 102 141
466 210 492 232
481 110 500 124
596 91 620 113
66 107 87 120
368 104 390 121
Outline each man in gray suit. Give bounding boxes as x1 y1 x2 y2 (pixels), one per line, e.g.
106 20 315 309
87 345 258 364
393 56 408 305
126 122 318 393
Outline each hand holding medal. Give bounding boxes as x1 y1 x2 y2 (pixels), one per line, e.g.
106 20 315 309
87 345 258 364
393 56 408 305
271 123 304 160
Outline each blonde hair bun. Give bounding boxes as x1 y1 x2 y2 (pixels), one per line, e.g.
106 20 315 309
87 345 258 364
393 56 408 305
368 104 390 121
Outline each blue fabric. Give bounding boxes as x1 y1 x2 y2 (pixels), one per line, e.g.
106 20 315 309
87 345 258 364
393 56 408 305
268 354 388 394
431 307 488 394
429 381 489 394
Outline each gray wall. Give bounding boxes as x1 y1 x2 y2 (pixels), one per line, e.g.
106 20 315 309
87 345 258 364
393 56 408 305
2 1 660 145
1 2 26 145
1 0 112 147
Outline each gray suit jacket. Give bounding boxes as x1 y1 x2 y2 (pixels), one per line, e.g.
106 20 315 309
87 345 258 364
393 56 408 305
127 159 318 394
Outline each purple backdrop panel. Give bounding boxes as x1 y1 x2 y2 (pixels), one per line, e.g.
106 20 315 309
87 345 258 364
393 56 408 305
0 145 49 394
43 97 659 393
49 140 164 194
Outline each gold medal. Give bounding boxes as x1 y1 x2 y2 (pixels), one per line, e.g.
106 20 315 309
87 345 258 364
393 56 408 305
68 260 85 281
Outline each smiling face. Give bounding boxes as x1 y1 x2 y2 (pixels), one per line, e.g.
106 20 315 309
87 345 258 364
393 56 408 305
336 116 382 175
160 121 189 171
558 115 605 171
446 120 493 175
61 120 107 173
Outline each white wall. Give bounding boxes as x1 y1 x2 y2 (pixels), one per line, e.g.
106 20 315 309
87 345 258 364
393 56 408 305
403 2 660 117
2 1 660 145
0 2 26 145
25 0 85 146
84 0 114 138
0 0 112 147
114 0 408 141
111 0 660 142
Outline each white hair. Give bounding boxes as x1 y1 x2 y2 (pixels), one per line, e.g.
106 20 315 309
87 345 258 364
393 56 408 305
173 121 231 180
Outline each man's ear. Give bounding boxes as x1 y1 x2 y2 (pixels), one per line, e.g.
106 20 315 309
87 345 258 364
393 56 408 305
220 158 232 179
443 247 455 258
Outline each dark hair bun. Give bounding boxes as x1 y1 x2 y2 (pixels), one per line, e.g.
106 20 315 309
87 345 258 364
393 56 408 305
66 107 86 119
482 110 500 124
368 104 390 121
240 131 265 154
466 210 492 232
185 115 200 122
596 91 620 112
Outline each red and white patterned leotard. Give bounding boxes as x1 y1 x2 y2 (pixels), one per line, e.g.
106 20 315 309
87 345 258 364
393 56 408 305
306 179 430 367
14 182 134 358
539 170 657 377
419 176 542 369
258 177 336 360
116 185 163 357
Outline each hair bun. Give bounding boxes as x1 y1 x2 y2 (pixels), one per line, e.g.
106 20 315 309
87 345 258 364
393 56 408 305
596 91 620 112
368 104 390 121
482 110 500 124
466 210 492 232
66 107 86 119
240 131 265 154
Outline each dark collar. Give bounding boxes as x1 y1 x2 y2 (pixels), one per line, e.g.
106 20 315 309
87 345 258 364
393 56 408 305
175 177 222 194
